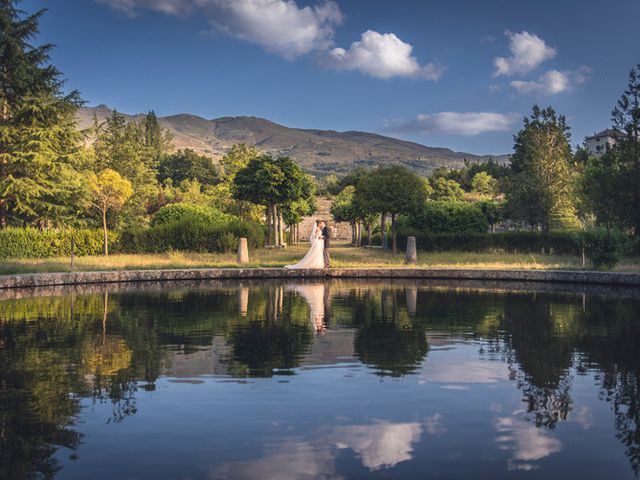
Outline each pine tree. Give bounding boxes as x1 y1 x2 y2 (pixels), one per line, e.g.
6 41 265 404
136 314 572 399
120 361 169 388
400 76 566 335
0 0 84 227
612 65 640 235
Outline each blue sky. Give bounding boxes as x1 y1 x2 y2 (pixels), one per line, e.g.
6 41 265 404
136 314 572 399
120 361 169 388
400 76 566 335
26 0 640 155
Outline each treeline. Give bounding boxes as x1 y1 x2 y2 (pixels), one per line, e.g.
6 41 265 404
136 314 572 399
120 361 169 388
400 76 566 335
327 68 640 269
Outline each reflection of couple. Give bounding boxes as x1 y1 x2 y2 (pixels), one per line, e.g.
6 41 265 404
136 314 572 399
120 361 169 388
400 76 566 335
285 219 331 270
286 282 330 333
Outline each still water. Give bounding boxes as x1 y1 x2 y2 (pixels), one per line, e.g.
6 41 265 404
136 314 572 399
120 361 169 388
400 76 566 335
1 279 639 479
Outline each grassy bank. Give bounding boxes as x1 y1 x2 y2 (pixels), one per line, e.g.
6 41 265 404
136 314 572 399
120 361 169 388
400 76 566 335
2 241 639 275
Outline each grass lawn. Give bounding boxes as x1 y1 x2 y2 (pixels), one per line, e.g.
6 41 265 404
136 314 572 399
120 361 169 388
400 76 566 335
1 242 639 275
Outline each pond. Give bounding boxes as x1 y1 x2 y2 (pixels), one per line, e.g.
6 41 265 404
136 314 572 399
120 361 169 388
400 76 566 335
1 279 639 479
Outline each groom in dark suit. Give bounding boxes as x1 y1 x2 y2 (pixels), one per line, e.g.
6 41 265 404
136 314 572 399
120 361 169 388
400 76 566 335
321 220 331 268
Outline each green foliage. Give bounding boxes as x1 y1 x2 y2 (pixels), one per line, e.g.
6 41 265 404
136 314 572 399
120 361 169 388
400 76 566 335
119 217 264 254
404 200 488 235
396 230 584 254
476 199 505 230
446 160 510 191
158 149 218 186
355 165 428 216
584 65 640 235
581 228 625 269
220 143 259 180
151 202 232 227
431 178 465 201
505 105 579 232
0 227 115 258
233 155 308 207
0 2 85 227
471 172 498 196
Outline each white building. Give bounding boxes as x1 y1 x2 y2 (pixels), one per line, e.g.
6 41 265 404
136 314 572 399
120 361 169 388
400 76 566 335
585 129 626 155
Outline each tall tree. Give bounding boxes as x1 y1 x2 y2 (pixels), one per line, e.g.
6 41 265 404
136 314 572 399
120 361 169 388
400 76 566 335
505 106 579 233
612 65 640 234
0 0 84 227
92 110 158 228
142 110 171 169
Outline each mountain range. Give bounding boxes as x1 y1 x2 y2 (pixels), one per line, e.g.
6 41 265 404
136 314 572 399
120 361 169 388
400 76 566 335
78 105 509 176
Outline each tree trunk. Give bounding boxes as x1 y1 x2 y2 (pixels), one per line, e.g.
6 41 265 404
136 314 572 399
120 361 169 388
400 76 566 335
277 209 284 246
357 223 362 247
391 213 397 254
367 223 372 247
102 208 109 256
266 205 272 246
381 213 387 249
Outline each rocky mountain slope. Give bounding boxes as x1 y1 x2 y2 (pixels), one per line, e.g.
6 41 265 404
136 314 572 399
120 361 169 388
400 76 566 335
78 105 509 176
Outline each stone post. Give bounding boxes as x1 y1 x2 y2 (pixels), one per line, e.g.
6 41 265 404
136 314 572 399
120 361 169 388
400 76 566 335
404 236 417 264
237 238 249 264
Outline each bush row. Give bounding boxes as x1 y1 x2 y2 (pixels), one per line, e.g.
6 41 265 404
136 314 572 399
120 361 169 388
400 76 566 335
118 217 265 254
0 228 114 258
396 231 584 254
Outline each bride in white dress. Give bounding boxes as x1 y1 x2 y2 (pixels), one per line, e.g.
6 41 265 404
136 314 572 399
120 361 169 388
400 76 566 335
284 220 325 269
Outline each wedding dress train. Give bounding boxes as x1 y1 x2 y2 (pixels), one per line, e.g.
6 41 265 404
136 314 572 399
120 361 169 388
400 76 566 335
284 226 325 269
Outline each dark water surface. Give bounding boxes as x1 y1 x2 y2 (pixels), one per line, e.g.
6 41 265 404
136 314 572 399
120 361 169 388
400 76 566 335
1 279 639 479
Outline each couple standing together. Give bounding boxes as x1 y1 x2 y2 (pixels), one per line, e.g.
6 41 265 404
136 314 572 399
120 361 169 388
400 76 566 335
285 219 331 270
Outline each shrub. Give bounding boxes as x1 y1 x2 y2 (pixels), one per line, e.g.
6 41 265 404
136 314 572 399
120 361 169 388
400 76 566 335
151 203 232 227
581 228 624 270
0 228 114 258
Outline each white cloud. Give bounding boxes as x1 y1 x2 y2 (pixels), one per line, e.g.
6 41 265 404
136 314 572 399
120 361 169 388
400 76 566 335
494 31 556 77
510 67 590 95
203 0 343 59
327 30 444 80
386 112 520 136
98 0 343 59
494 416 562 471
331 422 423 471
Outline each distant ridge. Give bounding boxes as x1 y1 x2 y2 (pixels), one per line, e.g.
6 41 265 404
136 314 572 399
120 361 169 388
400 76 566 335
78 105 509 176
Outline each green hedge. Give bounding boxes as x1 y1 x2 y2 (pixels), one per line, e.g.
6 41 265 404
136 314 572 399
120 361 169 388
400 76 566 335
405 201 489 234
0 228 114 258
119 217 265 254
151 203 233 227
396 231 581 254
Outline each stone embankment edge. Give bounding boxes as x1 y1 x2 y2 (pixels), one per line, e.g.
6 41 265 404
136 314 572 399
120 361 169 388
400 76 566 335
1 268 640 289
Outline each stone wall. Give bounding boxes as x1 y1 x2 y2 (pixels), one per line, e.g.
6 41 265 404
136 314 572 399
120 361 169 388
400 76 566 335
1 267 640 290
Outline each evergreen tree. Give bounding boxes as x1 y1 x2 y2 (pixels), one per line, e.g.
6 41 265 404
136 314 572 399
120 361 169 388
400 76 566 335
612 65 640 235
0 0 84 227
505 106 579 233
142 110 171 169
93 110 158 228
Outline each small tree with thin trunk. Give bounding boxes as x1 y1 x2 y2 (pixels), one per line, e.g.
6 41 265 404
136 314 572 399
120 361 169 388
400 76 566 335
87 169 133 255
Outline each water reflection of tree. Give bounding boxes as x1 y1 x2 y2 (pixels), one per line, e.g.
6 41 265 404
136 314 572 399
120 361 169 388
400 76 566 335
351 289 429 377
501 296 582 429
225 285 314 377
577 298 640 475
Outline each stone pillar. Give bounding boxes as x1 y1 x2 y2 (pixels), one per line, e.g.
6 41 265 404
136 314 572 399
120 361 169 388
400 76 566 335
237 238 249 264
404 236 417 264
